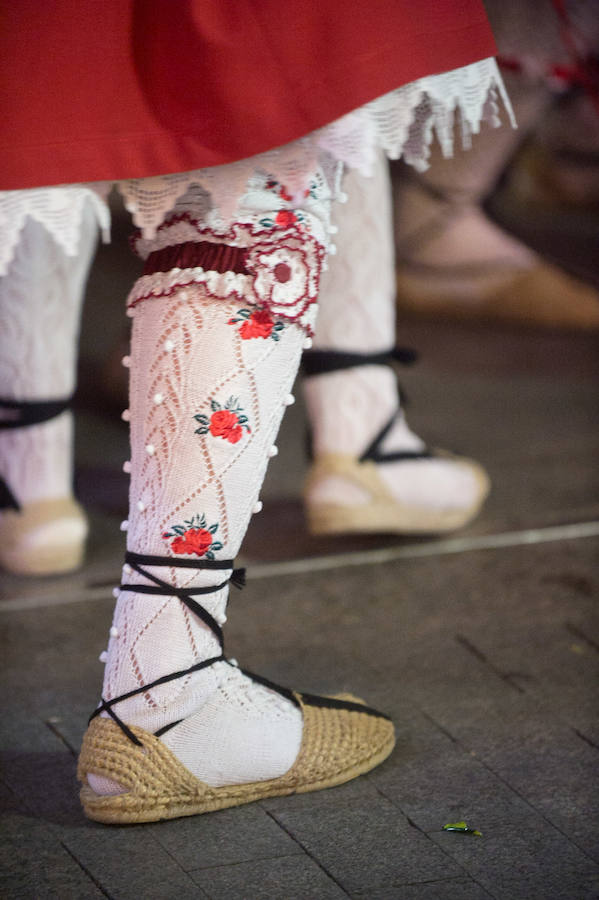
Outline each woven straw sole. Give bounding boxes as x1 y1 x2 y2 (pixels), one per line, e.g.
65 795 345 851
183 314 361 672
305 453 490 537
0 497 88 575
78 694 395 824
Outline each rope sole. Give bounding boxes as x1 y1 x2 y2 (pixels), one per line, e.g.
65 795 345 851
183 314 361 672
0 497 88 575
78 694 395 824
305 454 490 536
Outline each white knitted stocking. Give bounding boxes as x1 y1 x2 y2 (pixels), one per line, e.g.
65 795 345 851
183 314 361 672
306 156 483 514
96 185 329 791
0 206 97 508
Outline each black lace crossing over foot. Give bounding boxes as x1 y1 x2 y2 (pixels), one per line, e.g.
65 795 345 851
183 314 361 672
0 395 73 510
301 347 434 464
88 552 301 747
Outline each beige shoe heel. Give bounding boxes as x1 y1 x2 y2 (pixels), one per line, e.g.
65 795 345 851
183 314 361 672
0 497 88 575
305 453 490 536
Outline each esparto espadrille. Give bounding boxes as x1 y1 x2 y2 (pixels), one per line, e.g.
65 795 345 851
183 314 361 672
302 348 490 536
78 551 395 824
0 397 88 575
78 690 395 824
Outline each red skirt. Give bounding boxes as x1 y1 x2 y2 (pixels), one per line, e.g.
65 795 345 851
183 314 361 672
0 0 496 190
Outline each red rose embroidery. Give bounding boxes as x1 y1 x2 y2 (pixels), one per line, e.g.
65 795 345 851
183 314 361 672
194 396 251 442
239 308 274 340
275 210 297 228
170 528 213 557
228 308 286 342
209 409 243 444
163 513 223 559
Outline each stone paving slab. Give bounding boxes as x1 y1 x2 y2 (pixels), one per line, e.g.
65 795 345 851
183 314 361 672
189 854 348 900
146 804 305 871
351 878 494 900
0 782 105 900
269 794 464 895
60 825 208 900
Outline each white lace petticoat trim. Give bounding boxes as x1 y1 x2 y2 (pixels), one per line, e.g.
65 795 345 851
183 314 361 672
0 58 513 275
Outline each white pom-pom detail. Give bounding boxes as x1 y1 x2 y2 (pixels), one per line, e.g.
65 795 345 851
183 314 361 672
121 409 130 422
338 192 348 204
268 445 279 458
126 307 135 318
253 500 263 514
145 444 155 456
164 339 174 352
123 564 132 575
229 658 239 667
329 224 339 234
285 394 295 406
120 520 129 531
137 500 145 512
112 587 120 598
123 460 132 473
121 355 131 368
153 393 164 405
328 243 337 255
110 626 119 638
99 651 108 663
303 337 313 350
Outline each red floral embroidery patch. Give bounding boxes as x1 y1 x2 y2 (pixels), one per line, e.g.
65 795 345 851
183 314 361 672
258 178 307 231
228 308 286 341
275 210 297 228
194 397 251 444
162 513 223 559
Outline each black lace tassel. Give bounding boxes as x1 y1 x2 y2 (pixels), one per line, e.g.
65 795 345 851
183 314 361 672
231 567 246 589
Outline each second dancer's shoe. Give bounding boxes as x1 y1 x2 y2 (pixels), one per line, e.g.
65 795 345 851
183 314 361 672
303 349 490 536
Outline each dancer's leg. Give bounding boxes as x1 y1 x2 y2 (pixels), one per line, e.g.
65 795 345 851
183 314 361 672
0 203 98 574
393 71 599 329
304 155 489 536
78 178 394 823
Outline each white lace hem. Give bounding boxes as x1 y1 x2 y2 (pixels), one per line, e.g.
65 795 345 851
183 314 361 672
0 58 513 275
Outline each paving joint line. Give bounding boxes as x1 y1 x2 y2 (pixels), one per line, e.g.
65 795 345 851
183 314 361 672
2 520 599 612
60 841 113 899
455 635 525 694
249 520 599 580
45 717 78 757
262 806 351 898
373 785 498 899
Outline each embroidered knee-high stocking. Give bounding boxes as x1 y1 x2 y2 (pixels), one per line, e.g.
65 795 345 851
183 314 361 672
0 205 98 573
80 178 394 817
98 286 306 788
304 155 490 535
